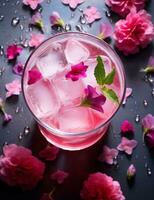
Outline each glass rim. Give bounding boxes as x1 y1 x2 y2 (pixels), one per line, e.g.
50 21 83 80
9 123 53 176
22 32 126 137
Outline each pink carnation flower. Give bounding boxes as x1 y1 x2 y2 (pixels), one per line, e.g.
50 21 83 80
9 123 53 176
114 9 154 55
5 79 21 98
105 0 147 17
83 7 102 24
81 172 125 200
0 144 45 190
23 0 44 10
29 33 45 48
6 44 22 60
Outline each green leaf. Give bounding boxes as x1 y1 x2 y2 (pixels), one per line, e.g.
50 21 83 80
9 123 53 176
104 68 116 85
94 56 105 85
101 86 119 104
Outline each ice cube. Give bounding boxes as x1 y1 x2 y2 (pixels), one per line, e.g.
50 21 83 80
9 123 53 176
26 79 60 118
36 45 66 78
83 56 113 87
64 39 90 64
53 70 85 105
56 106 95 133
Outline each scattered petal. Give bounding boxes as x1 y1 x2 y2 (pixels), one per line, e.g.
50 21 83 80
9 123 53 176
4 113 12 123
142 114 154 134
127 164 136 180
5 79 21 98
61 0 85 9
123 88 132 105
65 62 88 81
6 44 23 60
145 130 154 148
98 23 113 40
105 0 147 17
83 7 102 24
81 172 125 200
114 9 154 55
117 137 138 155
28 66 42 85
29 33 45 48
98 145 118 165
81 85 106 113
0 144 45 190
50 11 65 28
13 62 24 75
121 120 134 133
23 0 44 10
39 145 59 161
31 12 44 30
50 170 69 184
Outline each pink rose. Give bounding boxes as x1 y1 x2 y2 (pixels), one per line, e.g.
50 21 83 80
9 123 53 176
105 0 147 17
81 172 125 200
114 9 154 55
0 144 45 190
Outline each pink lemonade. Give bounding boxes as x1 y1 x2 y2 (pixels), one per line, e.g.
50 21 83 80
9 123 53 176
23 33 125 150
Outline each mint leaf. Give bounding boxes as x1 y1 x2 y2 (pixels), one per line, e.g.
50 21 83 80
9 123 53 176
101 86 119 104
94 56 105 85
104 69 116 85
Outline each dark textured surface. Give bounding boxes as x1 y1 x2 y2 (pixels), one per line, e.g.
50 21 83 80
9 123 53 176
0 0 154 200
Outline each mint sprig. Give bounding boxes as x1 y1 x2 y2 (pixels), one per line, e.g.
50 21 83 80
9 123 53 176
94 56 119 104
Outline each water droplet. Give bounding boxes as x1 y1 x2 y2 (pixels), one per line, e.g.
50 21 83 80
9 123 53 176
145 162 148 168
16 1 20 5
71 12 75 18
135 114 140 123
11 17 20 27
38 7 43 13
20 24 24 30
148 76 154 84
79 15 86 24
0 15 4 21
147 167 152 175
105 10 111 17
152 89 154 96
3 142 8 146
78 8 83 13
0 66 6 76
15 107 20 113
144 75 148 82
113 157 117 165
65 24 71 32
0 45 4 56
24 126 30 136
143 100 148 107
18 132 23 140
75 25 84 32
46 0 51 3
2 3 6 6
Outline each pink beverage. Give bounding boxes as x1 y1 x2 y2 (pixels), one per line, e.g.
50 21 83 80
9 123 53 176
22 33 125 150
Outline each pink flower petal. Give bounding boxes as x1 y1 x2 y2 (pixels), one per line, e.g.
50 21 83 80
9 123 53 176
98 145 118 165
29 33 45 48
39 145 59 161
117 137 138 155
98 23 113 40
28 66 42 85
65 62 88 81
13 62 24 75
5 79 21 98
127 164 136 180
123 88 132 105
142 114 154 134
23 0 44 10
6 44 23 60
50 11 65 27
50 170 69 184
83 7 102 24
121 120 134 133
61 0 85 9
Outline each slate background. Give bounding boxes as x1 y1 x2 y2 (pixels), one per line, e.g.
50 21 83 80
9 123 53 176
0 0 154 199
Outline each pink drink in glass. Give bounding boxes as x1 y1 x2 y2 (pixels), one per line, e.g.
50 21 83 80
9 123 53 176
22 33 125 150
